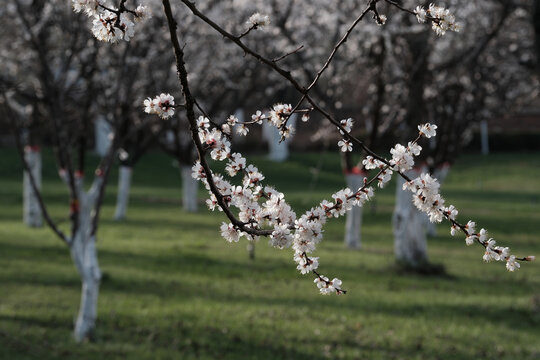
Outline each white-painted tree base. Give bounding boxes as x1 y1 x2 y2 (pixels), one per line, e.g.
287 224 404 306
114 166 133 220
393 169 429 267
60 175 103 342
344 173 365 249
181 165 198 212
71 234 101 342
23 147 42 227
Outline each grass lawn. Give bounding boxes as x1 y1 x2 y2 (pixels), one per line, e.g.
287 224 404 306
0 149 539 360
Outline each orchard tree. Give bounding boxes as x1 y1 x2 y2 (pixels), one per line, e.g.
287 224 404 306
1 0 160 341
0 0 98 228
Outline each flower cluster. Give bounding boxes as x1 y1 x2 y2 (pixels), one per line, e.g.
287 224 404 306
403 173 446 223
415 4 460 36
246 13 270 29
315 276 343 295
72 0 151 42
269 104 295 139
91 10 134 43
143 93 175 119
389 142 421 172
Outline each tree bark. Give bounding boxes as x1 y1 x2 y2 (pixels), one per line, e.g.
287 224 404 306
114 165 133 220
344 172 365 249
181 165 198 212
23 146 43 227
393 168 429 268
67 177 102 342
71 235 101 343
94 115 111 157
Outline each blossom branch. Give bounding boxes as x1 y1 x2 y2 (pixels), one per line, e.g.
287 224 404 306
162 0 272 237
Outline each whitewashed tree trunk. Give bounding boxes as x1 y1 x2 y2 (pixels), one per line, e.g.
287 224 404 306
344 172 365 249
181 165 198 212
94 115 112 157
424 164 450 237
114 166 132 220
393 168 429 267
23 146 42 227
71 233 101 343
64 176 103 342
262 114 296 162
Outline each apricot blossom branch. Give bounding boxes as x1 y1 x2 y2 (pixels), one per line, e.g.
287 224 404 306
72 0 535 295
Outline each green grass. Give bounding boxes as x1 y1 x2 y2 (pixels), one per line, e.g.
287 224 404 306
0 149 539 360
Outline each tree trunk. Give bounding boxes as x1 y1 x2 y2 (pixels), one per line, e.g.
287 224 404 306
181 165 198 212
94 115 111 157
70 187 102 342
23 146 42 227
344 172 365 249
393 168 429 268
114 165 132 220
247 241 255 260
480 120 489 155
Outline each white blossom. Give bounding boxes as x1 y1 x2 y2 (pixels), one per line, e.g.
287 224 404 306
270 224 293 249
390 143 414 172
251 110 264 124
338 139 352 152
227 115 238 126
375 14 387 26
236 124 249 136
416 4 460 36
483 239 498 262
143 93 175 119
295 253 319 274
197 116 210 129
418 123 437 138
220 222 240 243
269 103 292 128
415 5 427 23
135 4 151 22
246 13 270 29
362 156 385 170
72 0 100 16
339 118 353 134
92 10 135 43
314 276 342 295
506 255 520 272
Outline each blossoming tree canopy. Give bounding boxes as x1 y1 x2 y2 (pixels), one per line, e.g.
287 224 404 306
71 0 535 295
